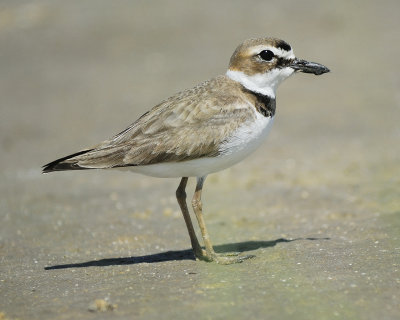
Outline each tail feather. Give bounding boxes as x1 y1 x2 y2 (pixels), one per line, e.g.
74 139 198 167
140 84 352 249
42 149 94 173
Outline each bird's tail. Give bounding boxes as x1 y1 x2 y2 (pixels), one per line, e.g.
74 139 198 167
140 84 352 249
42 149 95 173
42 143 130 173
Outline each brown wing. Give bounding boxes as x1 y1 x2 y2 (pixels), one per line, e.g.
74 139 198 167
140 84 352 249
43 76 255 171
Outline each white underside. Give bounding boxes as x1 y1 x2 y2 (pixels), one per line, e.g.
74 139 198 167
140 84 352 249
120 112 274 178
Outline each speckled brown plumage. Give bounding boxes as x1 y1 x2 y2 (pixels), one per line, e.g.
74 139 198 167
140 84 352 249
43 75 269 171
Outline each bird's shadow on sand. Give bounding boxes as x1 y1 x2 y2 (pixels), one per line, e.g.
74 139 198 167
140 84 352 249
44 237 329 270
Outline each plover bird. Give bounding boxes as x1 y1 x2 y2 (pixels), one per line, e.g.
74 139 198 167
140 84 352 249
43 37 329 264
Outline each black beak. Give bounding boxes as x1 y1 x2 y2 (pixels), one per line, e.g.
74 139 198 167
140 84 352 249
290 58 330 75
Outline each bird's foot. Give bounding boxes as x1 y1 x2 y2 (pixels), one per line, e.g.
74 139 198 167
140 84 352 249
194 250 255 264
193 248 214 262
211 253 255 265
216 252 240 257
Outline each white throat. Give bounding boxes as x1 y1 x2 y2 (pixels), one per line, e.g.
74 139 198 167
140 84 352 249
226 67 294 98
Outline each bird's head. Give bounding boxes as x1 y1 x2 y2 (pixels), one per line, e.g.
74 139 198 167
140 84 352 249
226 38 329 98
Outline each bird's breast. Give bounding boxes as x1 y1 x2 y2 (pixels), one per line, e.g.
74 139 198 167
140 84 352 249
219 113 274 159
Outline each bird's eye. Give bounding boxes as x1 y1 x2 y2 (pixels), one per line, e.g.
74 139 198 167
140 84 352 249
259 50 274 61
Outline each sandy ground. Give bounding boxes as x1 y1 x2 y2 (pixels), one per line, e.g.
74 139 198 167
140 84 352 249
0 0 399 319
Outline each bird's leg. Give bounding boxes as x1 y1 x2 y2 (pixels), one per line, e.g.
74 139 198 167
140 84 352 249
191 176 255 264
191 176 216 259
176 177 208 261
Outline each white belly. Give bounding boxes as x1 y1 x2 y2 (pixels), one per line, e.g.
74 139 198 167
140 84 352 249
123 114 274 178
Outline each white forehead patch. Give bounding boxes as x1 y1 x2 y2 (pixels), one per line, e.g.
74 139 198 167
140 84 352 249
248 45 295 60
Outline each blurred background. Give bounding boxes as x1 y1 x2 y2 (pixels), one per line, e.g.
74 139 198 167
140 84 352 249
1 0 399 319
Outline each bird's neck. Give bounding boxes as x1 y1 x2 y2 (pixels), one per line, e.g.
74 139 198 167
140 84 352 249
226 69 277 98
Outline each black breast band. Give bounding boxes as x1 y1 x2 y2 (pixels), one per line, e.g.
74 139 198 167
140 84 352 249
243 88 276 118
